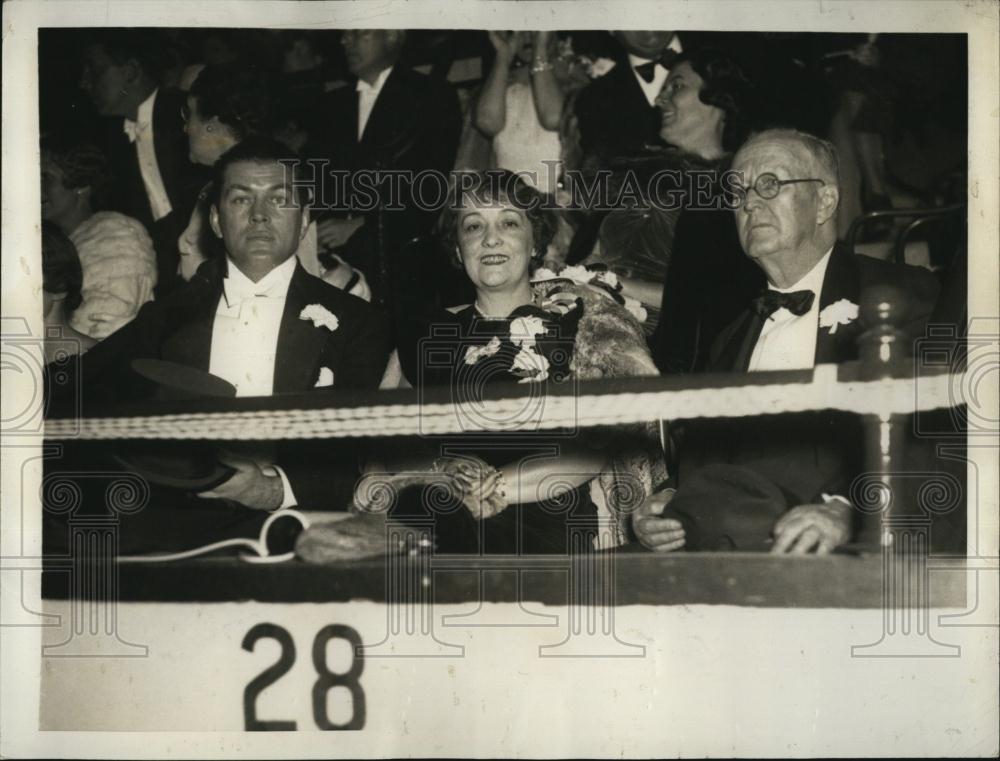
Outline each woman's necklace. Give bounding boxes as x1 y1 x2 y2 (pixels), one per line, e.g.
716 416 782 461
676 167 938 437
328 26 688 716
473 301 509 320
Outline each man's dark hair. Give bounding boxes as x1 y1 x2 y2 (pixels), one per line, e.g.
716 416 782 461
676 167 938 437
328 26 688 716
437 170 557 269
682 48 758 153
86 29 170 84
210 136 309 207
189 63 277 142
41 221 84 313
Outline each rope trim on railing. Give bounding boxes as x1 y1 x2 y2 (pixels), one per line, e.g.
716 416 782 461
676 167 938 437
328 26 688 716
43 365 962 440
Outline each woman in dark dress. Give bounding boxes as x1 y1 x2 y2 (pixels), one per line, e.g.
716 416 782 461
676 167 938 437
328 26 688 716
373 170 665 555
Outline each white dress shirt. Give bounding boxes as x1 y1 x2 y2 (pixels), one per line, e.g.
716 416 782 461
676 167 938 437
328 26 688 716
209 256 299 508
748 247 834 373
628 35 683 106
123 88 173 221
747 247 849 509
356 65 393 140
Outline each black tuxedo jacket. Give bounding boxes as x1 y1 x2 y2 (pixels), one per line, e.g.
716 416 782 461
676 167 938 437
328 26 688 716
321 65 461 180
574 60 663 165
315 65 462 309
102 87 209 293
708 243 941 371
676 244 941 507
69 257 391 510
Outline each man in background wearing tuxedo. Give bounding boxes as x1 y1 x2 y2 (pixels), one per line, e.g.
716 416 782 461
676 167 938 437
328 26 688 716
567 30 683 261
79 30 207 296
574 30 684 165
633 129 939 555
315 29 462 322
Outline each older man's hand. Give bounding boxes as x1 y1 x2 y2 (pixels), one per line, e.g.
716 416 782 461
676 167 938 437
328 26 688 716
198 452 284 511
770 500 852 555
632 488 686 552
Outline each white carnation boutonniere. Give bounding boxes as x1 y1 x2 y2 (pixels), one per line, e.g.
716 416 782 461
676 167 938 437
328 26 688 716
463 336 502 365
299 304 339 332
511 346 550 383
509 315 547 349
819 299 859 335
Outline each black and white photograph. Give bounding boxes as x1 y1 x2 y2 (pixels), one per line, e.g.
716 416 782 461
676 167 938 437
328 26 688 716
1 0 997 757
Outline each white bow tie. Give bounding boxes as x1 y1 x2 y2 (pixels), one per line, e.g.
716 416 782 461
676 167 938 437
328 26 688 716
222 278 282 309
123 118 149 143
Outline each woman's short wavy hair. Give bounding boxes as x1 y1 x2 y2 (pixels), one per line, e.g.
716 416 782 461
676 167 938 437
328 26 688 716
682 48 757 153
41 136 110 196
41 221 84 313
437 170 557 269
189 63 276 141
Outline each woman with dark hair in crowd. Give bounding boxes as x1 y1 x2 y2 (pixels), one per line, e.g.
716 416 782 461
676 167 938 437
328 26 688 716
41 137 157 339
583 48 765 371
42 221 96 363
178 63 369 298
300 170 665 558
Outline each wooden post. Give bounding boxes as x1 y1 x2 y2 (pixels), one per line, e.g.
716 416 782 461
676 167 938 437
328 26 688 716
852 284 958 656
856 283 912 546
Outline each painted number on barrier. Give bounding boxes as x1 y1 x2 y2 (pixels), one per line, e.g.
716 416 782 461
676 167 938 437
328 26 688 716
242 623 366 731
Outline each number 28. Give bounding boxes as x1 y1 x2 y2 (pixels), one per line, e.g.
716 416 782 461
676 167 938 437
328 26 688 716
242 623 366 731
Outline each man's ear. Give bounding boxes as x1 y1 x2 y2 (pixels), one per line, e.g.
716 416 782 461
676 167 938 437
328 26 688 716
298 205 311 242
208 204 223 239
815 184 840 227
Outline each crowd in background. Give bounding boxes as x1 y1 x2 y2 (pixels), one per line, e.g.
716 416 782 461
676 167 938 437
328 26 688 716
40 27 967 367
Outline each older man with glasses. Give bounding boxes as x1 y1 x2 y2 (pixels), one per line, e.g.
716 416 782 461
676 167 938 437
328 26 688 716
632 128 941 556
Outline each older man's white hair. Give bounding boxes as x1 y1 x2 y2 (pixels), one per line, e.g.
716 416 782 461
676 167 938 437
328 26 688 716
738 128 840 187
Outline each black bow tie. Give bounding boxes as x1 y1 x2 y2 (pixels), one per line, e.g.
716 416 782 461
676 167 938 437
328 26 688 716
634 50 680 83
751 289 816 319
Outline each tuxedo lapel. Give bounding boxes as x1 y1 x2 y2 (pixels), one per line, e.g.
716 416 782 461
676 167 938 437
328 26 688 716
814 243 862 365
617 62 651 110
359 68 404 155
347 87 361 147
274 265 327 393
158 264 224 372
710 310 766 373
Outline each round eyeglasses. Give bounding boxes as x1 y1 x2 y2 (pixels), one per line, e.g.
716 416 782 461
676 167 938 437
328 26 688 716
732 173 825 205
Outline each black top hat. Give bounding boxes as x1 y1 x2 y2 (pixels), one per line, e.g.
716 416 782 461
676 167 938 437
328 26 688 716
663 463 789 551
110 360 238 491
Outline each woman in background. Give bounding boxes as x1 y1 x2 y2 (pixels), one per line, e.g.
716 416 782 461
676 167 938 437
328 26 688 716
585 49 764 367
41 138 157 339
41 221 96 363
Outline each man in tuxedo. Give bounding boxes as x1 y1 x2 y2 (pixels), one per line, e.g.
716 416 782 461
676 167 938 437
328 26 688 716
59 138 389 543
566 31 683 262
633 128 939 555
314 29 462 318
574 30 683 166
79 31 207 296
